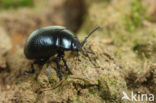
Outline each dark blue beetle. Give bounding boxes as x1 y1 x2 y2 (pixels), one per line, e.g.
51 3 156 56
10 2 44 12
24 26 101 79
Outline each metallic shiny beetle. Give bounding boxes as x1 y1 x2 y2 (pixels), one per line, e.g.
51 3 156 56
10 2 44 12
24 26 101 79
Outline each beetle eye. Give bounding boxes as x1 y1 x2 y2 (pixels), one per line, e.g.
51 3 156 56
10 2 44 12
72 43 78 50
72 43 76 49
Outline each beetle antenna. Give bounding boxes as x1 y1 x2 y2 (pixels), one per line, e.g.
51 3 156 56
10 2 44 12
81 26 101 47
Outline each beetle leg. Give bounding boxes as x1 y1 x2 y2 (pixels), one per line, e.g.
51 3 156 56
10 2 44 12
24 60 37 74
61 56 72 74
25 58 49 74
55 56 62 80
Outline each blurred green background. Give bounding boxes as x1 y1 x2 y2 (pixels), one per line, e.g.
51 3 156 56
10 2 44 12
0 0 33 9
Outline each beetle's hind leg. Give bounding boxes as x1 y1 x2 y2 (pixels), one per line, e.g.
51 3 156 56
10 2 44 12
55 55 63 80
25 58 49 74
25 61 37 74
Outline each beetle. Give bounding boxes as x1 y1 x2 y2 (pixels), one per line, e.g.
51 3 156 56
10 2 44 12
24 26 101 79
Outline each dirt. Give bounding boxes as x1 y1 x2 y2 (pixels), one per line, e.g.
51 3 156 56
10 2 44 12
0 0 156 103
0 27 12 70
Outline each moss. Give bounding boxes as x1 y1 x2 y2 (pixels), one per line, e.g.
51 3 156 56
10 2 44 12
48 77 57 87
124 0 146 32
133 42 152 59
96 72 127 103
99 79 111 100
64 73 70 80
0 20 2 25
114 51 122 60
88 86 98 94
83 64 88 69
0 0 34 9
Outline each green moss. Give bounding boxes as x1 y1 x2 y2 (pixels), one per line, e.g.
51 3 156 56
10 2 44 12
48 78 57 87
114 51 122 60
88 86 98 94
64 73 70 80
125 0 146 32
92 0 111 3
83 64 88 69
98 75 124 103
99 79 111 100
0 0 34 9
0 20 2 25
133 41 156 59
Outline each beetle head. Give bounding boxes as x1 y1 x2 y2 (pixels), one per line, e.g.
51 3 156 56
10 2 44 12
71 39 82 51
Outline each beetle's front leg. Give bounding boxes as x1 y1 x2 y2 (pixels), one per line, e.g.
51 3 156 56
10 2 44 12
58 51 72 74
61 56 72 74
